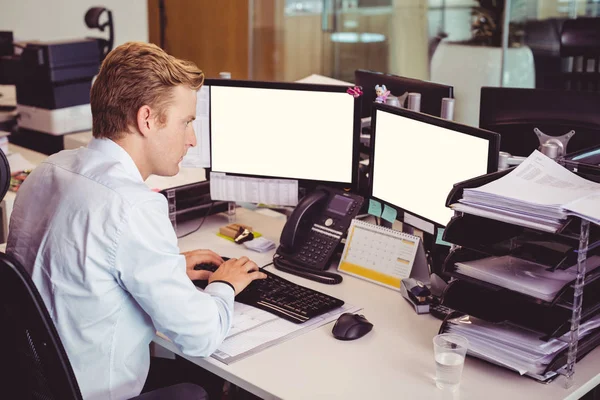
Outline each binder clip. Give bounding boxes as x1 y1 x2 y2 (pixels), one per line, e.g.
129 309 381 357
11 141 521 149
234 227 254 244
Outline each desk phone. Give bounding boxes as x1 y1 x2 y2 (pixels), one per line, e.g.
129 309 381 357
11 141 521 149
274 186 364 284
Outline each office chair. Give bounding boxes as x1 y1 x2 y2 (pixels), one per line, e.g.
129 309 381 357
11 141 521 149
0 252 83 399
479 87 600 158
523 18 566 90
560 17 600 92
0 251 210 400
85 7 114 61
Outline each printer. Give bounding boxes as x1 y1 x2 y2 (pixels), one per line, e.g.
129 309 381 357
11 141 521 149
0 8 113 154
1 39 101 154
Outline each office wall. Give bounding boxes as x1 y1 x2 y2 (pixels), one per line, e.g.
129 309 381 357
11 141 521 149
0 0 148 46
147 0 250 79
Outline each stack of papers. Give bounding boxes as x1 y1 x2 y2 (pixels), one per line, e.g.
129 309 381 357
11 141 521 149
212 302 360 364
452 150 600 232
243 237 276 253
156 301 361 365
455 255 600 302
446 313 600 377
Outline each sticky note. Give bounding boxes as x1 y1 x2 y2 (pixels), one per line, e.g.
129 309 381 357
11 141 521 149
381 204 397 223
368 199 382 217
436 228 452 247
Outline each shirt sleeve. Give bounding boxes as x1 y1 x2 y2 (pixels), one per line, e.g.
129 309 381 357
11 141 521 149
113 197 234 357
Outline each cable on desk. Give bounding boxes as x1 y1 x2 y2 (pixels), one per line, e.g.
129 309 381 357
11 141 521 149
177 201 214 239
273 254 343 285
260 261 274 270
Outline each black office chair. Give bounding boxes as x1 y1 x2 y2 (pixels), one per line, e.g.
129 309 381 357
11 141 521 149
85 7 114 61
0 250 209 399
0 252 83 399
523 18 566 90
479 86 600 157
560 17 600 92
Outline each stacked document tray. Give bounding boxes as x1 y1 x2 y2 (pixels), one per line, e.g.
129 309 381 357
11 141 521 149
440 153 600 383
438 314 600 381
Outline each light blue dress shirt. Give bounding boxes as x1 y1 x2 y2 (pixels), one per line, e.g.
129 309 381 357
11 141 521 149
7 138 234 400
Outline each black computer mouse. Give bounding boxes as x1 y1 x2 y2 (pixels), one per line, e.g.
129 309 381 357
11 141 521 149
332 313 373 341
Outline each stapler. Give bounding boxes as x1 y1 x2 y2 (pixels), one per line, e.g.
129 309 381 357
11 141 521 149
400 278 431 315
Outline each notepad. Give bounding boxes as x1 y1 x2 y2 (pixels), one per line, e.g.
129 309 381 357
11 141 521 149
338 219 420 290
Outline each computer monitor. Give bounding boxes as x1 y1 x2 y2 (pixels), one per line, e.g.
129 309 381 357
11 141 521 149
479 87 600 157
369 103 500 227
207 79 361 190
355 69 454 119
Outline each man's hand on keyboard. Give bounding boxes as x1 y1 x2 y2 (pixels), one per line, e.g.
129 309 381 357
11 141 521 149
209 256 267 295
183 249 224 280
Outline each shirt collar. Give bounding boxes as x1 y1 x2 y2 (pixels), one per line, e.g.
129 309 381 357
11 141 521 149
87 138 144 182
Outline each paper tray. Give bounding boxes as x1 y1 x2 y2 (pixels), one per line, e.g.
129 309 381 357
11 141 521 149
438 314 600 382
442 247 600 309
442 214 593 270
441 279 600 340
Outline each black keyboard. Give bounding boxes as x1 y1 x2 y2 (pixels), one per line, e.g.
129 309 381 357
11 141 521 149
193 261 345 324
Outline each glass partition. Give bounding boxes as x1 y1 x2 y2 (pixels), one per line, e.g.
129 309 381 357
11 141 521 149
250 0 430 83
248 0 596 126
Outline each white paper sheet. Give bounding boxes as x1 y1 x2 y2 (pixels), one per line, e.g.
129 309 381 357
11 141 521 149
295 74 353 86
465 150 599 207
446 314 600 377
456 150 600 227
211 302 361 364
209 172 298 206
181 85 211 168
455 255 600 302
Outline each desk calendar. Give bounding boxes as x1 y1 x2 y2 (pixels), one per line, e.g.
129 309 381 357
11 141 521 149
338 219 421 290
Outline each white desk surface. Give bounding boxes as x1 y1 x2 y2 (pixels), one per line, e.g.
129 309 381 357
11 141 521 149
153 208 600 400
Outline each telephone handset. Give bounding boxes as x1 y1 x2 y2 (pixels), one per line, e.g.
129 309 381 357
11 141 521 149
274 186 364 284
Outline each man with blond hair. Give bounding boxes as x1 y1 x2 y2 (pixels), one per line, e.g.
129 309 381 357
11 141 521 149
7 42 265 400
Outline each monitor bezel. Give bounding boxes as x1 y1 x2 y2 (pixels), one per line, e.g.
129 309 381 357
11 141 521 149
205 78 361 192
355 69 454 119
368 102 500 228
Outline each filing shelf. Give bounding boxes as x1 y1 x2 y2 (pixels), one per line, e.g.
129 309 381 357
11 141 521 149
440 167 600 388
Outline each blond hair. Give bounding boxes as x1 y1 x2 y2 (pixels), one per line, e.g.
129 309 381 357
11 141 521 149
90 42 204 139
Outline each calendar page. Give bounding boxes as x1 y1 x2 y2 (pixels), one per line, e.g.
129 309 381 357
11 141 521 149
338 219 420 290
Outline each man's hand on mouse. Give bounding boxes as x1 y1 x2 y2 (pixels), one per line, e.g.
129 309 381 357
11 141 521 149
182 249 223 281
209 256 267 295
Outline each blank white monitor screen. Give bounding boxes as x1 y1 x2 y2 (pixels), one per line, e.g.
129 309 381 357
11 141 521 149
372 109 491 226
210 85 356 184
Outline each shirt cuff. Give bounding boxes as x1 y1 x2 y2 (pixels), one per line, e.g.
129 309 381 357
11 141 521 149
206 281 235 297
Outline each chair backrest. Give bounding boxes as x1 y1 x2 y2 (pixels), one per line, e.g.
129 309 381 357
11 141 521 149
0 252 83 400
479 86 600 157
560 17 600 92
523 18 567 90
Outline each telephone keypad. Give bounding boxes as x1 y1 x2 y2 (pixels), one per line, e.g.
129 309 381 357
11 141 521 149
299 231 339 269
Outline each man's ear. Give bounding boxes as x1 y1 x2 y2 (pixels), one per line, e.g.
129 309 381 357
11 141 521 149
136 105 154 138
